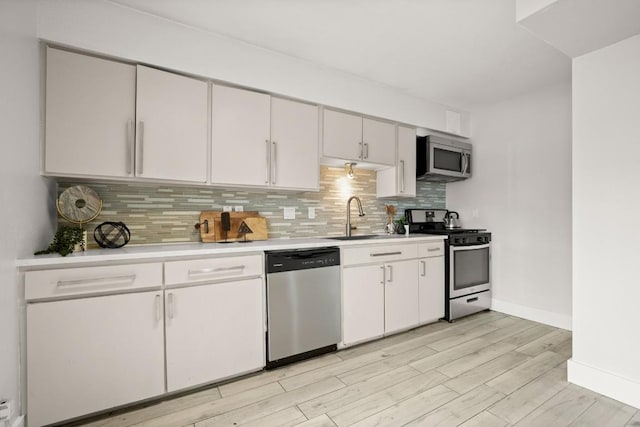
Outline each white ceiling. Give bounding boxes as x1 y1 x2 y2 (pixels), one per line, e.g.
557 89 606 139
110 0 572 110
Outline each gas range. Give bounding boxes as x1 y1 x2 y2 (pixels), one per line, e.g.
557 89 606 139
405 209 491 246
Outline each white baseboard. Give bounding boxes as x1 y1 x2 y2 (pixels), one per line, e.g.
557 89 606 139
491 298 572 330
11 415 24 427
568 359 640 409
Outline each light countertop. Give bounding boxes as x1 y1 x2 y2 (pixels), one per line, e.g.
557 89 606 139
17 234 447 269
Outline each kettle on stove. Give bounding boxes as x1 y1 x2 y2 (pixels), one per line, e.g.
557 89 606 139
444 211 461 229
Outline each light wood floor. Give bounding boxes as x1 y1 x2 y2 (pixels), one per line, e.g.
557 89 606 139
80 311 640 427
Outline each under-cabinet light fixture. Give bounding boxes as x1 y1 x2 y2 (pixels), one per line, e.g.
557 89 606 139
345 162 357 179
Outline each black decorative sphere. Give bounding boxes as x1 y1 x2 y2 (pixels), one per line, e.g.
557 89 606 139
94 222 131 249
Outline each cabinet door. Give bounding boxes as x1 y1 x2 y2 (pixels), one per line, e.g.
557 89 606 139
419 256 445 323
136 66 208 182
342 265 385 345
165 278 264 391
211 85 271 186
270 98 319 190
322 109 362 161
27 291 165 427
397 125 417 196
362 117 396 166
384 259 420 334
376 125 417 197
45 48 136 177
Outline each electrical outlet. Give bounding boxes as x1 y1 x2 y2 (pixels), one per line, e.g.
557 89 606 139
234 205 243 212
0 399 11 421
222 206 232 212
283 207 296 220
308 207 316 219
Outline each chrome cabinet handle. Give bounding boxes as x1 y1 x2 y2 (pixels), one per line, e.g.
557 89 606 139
188 265 245 277
265 139 270 184
168 293 175 319
400 160 405 193
364 143 369 159
126 120 134 175
56 274 136 288
428 247 441 252
137 120 144 175
155 294 162 322
387 265 393 283
420 260 426 277
271 141 277 185
359 142 363 159
370 251 402 257
380 265 385 284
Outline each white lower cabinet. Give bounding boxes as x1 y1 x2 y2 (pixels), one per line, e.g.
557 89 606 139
165 278 264 391
418 242 446 323
384 259 420 334
342 265 385 345
27 291 165 427
341 243 421 346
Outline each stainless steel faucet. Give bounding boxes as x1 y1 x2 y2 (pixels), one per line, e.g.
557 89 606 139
346 196 365 236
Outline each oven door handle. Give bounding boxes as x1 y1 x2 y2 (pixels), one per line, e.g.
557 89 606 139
450 243 491 252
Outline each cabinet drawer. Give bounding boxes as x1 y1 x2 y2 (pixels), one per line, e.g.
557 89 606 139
164 254 263 285
418 241 445 258
342 243 418 266
25 263 163 301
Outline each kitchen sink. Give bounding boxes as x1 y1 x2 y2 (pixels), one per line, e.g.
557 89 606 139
324 234 386 241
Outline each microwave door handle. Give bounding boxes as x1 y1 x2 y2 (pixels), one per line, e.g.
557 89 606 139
465 153 470 174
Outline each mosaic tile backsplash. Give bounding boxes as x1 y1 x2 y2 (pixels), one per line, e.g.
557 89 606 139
58 166 445 246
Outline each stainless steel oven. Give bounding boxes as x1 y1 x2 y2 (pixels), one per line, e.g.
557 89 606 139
450 243 491 299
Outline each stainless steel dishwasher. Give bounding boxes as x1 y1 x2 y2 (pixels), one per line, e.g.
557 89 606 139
265 247 341 369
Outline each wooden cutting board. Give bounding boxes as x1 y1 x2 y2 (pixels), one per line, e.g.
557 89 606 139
198 211 268 243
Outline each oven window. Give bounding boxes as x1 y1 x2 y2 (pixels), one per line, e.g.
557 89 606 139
433 148 462 172
453 247 489 290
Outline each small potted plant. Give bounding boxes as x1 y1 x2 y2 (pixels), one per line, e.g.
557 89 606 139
35 225 86 257
394 216 408 234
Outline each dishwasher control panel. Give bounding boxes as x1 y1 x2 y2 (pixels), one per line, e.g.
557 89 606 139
265 247 340 273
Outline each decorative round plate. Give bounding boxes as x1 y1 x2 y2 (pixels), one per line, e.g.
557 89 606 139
57 185 103 224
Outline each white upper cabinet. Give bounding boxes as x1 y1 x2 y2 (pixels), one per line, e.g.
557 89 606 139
270 97 319 190
322 109 363 161
45 48 136 178
362 117 396 165
377 125 417 198
322 109 395 167
135 66 208 183
212 85 319 190
45 49 208 183
211 84 271 187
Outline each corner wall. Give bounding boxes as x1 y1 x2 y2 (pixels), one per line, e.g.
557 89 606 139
446 82 572 329
569 34 640 409
0 0 56 423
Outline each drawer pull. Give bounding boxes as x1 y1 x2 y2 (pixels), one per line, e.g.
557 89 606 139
466 297 479 303
188 265 245 277
370 251 402 257
428 247 441 252
56 274 136 288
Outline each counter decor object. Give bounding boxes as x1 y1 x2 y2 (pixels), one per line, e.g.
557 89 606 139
94 221 131 248
56 185 103 251
34 225 87 257
384 204 396 234
35 185 103 256
197 211 267 242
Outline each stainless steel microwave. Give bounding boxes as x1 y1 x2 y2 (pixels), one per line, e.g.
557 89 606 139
416 135 472 182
